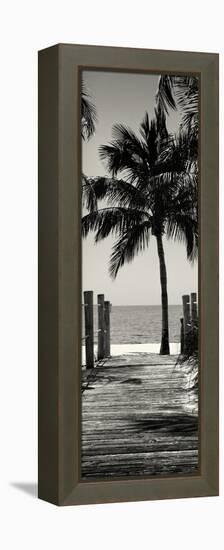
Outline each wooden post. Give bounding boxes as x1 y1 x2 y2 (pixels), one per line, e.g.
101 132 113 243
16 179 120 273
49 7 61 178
97 294 105 360
84 291 94 369
180 317 184 354
182 294 190 354
191 292 197 324
104 301 111 357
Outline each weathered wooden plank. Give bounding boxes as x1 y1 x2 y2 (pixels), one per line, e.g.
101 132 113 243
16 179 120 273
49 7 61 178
82 451 198 478
81 353 198 479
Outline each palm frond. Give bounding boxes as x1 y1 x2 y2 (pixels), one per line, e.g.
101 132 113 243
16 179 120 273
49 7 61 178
139 112 150 140
111 123 147 158
82 206 149 242
154 103 169 141
180 98 199 133
81 83 97 140
156 75 177 114
156 75 199 136
99 124 149 184
109 222 152 278
166 213 198 262
157 128 198 172
82 173 98 211
101 123 147 173
140 114 158 167
175 79 199 133
82 176 149 211
139 109 168 172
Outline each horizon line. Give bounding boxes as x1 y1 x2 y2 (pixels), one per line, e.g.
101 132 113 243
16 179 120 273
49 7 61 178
91 303 183 307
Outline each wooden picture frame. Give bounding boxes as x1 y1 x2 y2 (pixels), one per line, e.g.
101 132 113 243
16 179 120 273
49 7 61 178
38 43 219 506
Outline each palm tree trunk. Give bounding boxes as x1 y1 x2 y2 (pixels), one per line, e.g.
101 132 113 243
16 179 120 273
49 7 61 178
156 234 170 355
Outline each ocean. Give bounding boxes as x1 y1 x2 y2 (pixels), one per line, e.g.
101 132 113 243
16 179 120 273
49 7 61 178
82 305 182 345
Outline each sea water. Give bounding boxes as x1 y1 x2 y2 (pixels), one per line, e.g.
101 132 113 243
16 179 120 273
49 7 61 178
82 304 182 345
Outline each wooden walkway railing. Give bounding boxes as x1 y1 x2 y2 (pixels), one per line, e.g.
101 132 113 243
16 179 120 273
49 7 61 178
180 292 198 355
83 291 111 369
83 290 198 368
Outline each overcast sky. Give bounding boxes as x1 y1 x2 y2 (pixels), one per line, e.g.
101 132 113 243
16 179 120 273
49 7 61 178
82 70 198 306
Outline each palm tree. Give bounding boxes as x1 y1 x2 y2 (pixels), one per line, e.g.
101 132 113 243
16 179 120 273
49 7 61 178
82 109 198 355
81 83 97 141
156 75 199 136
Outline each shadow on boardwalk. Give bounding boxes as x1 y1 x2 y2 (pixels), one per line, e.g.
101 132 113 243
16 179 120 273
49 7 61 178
81 352 198 479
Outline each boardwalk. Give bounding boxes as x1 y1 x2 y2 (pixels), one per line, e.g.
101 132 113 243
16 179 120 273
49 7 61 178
81 353 198 479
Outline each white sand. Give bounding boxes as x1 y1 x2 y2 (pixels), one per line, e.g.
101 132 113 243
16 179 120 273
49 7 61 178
82 342 180 363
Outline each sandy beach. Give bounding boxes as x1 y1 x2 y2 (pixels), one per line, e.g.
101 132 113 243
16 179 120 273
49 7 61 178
82 342 181 365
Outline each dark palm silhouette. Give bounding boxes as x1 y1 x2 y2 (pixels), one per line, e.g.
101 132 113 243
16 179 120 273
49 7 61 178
156 75 199 136
81 84 97 141
82 107 198 354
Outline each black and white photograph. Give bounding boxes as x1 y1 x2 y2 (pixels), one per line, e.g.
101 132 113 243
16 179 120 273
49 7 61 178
1 0 221 539
81 70 199 479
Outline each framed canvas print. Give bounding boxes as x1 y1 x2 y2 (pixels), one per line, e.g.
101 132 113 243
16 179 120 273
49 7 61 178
38 44 219 506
